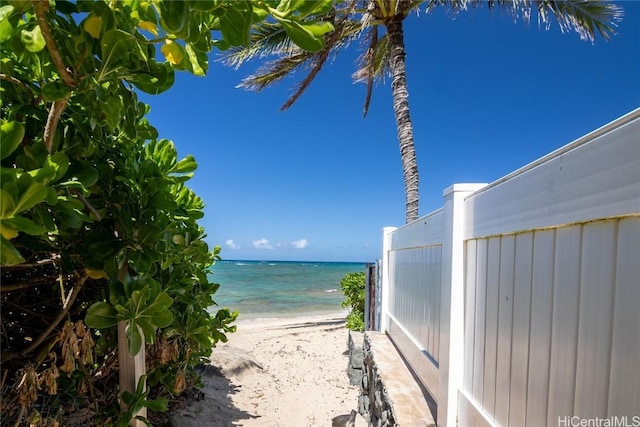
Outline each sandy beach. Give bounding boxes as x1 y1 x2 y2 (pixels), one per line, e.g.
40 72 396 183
169 312 362 426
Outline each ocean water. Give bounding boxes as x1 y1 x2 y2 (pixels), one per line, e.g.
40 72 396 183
208 260 367 320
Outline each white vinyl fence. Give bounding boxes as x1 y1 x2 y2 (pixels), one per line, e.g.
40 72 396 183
378 108 640 427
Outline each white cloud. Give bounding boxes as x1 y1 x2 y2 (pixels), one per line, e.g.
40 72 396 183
253 238 273 250
291 239 309 249
225 239 239 249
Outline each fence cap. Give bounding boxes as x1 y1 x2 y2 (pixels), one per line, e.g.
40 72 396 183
442 183 488 197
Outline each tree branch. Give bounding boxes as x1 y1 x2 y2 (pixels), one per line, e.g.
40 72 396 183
32 0 75 87
72 189 102 221
42 95 70 153
0 73 35 100
33 0 74 153
1 277 55 293
3 255 60 269
1 273 88 363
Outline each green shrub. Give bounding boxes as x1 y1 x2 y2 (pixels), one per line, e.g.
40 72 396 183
340 272 366 332
0 1 334 425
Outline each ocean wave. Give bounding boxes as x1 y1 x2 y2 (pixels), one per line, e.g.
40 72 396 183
324 289 339 293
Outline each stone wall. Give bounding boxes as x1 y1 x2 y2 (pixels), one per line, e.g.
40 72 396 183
357 332 436 427
358 332 395 426
348 331 364 386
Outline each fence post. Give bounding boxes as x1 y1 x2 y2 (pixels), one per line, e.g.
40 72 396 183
374 259 382 331
118 323 146 426
380 226 397 333
364 263 371 331
439 183 486 427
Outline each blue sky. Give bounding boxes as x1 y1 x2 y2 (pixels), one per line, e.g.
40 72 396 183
141 2 639 263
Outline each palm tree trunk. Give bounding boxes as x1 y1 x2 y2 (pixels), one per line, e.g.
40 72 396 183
386 16 419 224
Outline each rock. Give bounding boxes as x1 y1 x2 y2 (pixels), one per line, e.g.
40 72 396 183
348 331 364 386
206 345 264 379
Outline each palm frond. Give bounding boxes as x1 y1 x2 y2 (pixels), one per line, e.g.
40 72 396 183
353 31 391 84
236 12 362 96
236 50 316 92
222 22 298 69
353 28 392 117
281 16 364 110
355 26 378 117
231 0 365 107
428 0 623 42
534 0 623 42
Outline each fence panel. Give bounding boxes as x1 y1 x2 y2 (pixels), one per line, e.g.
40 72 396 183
546 225 582 426
385 210 444 400
574 220 617 417
379 108 639 427
608 217 640 417
494 235 515 427
459 109 640 426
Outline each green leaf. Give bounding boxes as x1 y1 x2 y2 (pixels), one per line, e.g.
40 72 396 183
86 302 119 329
139 293 173 328
275 17 331 52
28 166 56 184
1 120 25 160
42 81 72 102
185 43 206 76
169 155 197 174
64 160 99 187
136 120 158 140
276 0 305 16
0 5 15 44
99 29 146 79
219 4 252 46
55 0 78 15
117 414 132 427
45 187 57 205
144 397 169 412
0 189 16 218
54 197 90 229
190 0 221 12
2 216 47 235
211 38 230 51
159 0 188 34
121 390 136 406
296 0 333 18
136 318 156 343
13 183 46 213
45 152 70 181
130 61 175 95
21 25 46 53
135 374 148 395
0 234 24 265
81 227 122 269
127 323 143 355
303 21 334 38
252 6 268 24
0 5 15 21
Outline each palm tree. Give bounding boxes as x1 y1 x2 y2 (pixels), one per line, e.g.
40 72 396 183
226 0 622 223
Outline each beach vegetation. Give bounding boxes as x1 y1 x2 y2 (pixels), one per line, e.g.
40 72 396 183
340 271 366 331
0 1 333 425
223 0 623 224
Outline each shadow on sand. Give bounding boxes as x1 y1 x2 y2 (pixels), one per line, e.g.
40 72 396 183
277 318 346 331
168 360 261 426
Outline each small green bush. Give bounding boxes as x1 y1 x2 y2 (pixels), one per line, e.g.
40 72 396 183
340 272 366 331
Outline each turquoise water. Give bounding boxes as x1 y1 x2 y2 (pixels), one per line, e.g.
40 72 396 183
208 260 367 320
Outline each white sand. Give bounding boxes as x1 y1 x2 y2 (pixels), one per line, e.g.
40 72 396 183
170 312 361 426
